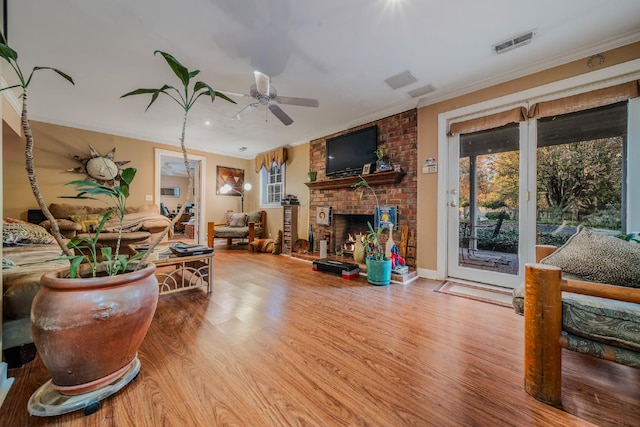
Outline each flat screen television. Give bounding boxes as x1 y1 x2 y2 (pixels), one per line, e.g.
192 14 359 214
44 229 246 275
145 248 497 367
325 125 378 178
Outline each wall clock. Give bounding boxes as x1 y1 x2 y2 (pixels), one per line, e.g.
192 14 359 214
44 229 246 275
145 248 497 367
68 145 130 184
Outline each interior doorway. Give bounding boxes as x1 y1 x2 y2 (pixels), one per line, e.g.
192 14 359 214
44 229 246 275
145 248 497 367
155 149 206 244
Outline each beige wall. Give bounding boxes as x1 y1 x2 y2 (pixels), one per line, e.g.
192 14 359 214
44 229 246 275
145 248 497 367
159 175 189 212
2 121 255 232
416 41 640 272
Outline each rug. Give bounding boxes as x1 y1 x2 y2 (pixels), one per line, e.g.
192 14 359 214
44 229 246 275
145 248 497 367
435 281 513 308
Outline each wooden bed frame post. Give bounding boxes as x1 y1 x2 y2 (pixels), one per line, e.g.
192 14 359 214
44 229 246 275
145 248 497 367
524 262 563 405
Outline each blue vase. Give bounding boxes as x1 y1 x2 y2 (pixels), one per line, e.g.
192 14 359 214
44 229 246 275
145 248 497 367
365 257 392 286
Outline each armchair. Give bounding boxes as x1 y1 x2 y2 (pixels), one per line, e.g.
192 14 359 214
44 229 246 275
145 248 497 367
514 228 640 405
207 210 266 248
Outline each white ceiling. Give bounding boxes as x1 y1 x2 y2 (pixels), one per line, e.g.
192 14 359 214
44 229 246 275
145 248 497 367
6 0 640 159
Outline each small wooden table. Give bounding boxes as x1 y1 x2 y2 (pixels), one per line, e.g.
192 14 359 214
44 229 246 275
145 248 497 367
129 242 214 295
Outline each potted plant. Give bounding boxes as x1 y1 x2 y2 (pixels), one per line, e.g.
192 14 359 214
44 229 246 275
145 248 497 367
0 42 160 405
374 144 392 172
353 176 393 285
121 50 235 262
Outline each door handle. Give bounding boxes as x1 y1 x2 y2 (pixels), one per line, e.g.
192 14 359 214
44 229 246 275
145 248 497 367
449 189 457 207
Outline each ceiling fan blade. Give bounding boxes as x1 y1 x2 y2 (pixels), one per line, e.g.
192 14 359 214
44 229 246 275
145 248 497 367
221 90 251 99
233 103 259 120
275 96 319 108
254 71 270 95
268 104 293 126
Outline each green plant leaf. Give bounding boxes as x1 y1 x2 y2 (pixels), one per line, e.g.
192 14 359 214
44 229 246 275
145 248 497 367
0 43 18 61
120 167 136 185
32 66 74 85
120 88 161 98
67 257 85 279
101 247 112 259
154 50 190 86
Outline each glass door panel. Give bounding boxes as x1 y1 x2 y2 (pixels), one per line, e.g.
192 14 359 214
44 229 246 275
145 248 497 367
536 102 627 246
448 124 521 287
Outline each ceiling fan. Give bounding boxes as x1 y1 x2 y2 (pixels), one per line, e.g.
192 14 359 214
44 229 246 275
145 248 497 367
226 71 319 126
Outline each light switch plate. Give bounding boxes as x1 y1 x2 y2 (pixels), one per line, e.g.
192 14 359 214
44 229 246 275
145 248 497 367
145 194 153 201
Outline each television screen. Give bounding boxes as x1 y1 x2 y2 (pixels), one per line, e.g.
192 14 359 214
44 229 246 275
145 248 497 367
325 125 378 178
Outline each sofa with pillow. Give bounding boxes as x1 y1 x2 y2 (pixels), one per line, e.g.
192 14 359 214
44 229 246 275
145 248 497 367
2 219 69 367
207 210 266 247
39 203 173 253
513 226 640 405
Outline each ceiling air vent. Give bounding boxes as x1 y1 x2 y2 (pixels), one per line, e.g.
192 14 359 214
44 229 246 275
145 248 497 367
493 30 535 54
407 84 435 99
384 70 418 90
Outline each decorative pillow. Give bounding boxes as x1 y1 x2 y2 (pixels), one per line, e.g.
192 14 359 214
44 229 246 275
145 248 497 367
248 239 274 253
69 214 104 232
246 211 262 225
541 226 640 287
2 222 55 246
227 213 247 228
272 230 283 255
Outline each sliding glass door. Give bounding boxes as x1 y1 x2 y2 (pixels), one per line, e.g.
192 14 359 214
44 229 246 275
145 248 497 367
447 124 523 288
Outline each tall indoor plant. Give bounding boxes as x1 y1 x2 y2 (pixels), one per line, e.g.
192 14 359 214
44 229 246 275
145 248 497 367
0 42 160 410
121 50 235 263
353 176 393 285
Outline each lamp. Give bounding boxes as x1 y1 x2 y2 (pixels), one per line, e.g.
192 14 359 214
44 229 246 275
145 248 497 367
221 182 252 212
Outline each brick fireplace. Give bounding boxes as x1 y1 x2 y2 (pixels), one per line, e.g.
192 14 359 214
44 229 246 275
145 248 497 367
306 109 418 263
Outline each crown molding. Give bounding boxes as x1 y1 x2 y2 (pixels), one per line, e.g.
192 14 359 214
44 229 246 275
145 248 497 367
418 30 640 108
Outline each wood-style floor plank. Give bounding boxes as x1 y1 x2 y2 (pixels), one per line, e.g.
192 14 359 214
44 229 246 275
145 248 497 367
1 248 639 426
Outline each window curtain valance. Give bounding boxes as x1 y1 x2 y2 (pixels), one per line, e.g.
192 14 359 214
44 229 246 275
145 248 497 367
528 80 639 119
254 147 288 173
448 107 527 136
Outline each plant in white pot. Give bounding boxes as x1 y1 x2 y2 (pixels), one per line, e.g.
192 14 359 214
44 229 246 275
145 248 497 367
353 176 393 285
0 42 159 414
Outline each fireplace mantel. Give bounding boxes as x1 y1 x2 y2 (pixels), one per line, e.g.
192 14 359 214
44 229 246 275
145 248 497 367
305 170 406 190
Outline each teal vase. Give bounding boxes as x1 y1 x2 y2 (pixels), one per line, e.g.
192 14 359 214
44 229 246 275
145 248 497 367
365 257 392 286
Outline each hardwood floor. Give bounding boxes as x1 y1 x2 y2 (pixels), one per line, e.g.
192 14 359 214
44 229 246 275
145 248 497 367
2 249 639 426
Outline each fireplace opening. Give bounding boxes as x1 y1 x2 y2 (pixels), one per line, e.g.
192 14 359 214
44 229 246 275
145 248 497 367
333 214 374 257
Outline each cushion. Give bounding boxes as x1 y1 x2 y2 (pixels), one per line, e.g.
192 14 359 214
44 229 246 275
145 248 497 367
246 211 262 225
512 284 640 353
272 230 283 255
248 239 274 253
125 204 158 215
48 203 106 219
541 226 640 287
2 222 55 246
70 214 104 232
227 213 247 228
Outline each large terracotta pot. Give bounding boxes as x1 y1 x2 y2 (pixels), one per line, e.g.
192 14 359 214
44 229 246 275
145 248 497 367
31 263 158 395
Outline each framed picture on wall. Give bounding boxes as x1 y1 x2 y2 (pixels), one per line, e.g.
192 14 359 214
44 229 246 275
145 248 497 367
375 205 398 230
316 206 332 226
362 163 372 175
216 166 244 195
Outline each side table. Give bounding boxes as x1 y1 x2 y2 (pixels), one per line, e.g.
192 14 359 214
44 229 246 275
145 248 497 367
129 242 214 295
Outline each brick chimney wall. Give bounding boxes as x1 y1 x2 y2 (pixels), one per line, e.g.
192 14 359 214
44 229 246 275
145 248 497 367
308 109 418 255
